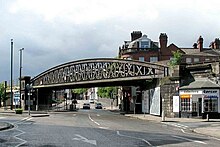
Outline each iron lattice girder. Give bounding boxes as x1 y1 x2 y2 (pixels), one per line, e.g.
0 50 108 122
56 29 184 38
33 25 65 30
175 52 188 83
31 58 168 88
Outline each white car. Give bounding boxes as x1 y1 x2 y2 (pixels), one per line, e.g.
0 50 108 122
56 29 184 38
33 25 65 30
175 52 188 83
89 99 94 103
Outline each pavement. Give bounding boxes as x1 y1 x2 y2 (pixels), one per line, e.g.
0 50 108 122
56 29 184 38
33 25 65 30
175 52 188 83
0 108 50 131
124 113 220 139
1 107 220 140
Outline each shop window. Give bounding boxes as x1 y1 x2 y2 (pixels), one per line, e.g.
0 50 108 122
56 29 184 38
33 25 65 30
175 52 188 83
204 98 218 112
192 102 197 112
181 98 191 112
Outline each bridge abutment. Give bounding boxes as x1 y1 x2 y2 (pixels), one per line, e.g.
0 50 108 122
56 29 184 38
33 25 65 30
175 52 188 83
35 88 53 111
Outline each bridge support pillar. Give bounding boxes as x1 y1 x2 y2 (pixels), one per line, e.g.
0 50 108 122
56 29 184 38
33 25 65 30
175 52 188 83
36 88 53 111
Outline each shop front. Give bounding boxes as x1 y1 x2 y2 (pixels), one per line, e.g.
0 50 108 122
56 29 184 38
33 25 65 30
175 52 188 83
179 88 220 118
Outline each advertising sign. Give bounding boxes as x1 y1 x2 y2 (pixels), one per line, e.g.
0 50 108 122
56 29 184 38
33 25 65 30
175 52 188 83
13 91 20 105
142 91 149 113
173 96 179 112
203 89 219 99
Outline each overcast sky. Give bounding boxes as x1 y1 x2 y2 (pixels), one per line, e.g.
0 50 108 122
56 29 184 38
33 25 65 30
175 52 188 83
1 0 220 84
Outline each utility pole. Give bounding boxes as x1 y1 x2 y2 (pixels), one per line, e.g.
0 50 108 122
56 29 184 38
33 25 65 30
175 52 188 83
19 48 24 108
10 39 13 110
4 81 7 109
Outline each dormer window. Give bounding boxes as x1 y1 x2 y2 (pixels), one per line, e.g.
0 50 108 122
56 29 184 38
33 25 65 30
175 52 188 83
140 41 150 48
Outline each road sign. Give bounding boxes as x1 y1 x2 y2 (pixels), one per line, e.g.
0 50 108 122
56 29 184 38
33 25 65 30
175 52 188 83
14 91 20 105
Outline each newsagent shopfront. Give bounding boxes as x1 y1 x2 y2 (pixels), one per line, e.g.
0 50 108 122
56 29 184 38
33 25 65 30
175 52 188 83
179 89 220 118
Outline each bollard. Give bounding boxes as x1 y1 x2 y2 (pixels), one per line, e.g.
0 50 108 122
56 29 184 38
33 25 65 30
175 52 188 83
162 110 165 122
207 114 209 121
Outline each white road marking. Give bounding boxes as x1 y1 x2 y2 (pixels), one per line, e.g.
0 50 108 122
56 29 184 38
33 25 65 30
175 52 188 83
72 134 97 146
16 117 33 124
96 114 100 117
98 127 109 130
88 114 100 126
26 117 33 121
209 136 220 141
116 131 152 146
181 129 186 133
14 124 27 147
14 117 29 124
162 122 188 129
0 117 5 119
172 135 207 144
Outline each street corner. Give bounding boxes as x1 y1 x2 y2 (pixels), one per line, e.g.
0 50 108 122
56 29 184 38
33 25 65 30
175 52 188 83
193 126 220 139
0 122 14 131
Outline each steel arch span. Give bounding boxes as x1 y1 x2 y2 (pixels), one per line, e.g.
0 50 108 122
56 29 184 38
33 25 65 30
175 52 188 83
31 58 169 88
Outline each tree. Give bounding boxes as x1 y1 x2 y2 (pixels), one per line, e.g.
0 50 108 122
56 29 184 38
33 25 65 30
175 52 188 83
169 50 182 67
72 88 88 94
97 87 117 98
0 82 6 107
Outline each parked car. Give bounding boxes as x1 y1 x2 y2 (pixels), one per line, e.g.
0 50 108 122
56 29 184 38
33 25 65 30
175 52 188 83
83 103 90 109
89 99 94 103
95 103 102 109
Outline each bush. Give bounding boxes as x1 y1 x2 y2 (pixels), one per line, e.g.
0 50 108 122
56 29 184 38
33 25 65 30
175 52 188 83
15 108 23 114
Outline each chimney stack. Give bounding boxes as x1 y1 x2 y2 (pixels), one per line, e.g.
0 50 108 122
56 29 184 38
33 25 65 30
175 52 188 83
159 33 168 49
210 38 220 49
197 36 203 51
131 31 142 41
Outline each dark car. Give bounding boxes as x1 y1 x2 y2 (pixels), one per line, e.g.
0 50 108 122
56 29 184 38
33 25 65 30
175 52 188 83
83 103 90 109
95 103 102 109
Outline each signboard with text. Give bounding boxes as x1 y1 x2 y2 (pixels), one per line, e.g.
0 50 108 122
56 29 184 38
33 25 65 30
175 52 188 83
13 91 20 105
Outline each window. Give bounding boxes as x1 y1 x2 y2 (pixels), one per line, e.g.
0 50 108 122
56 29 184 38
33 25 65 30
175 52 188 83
21 81 25 89
205 58 210 61
192 102 197 112
139 57 145 62
123 57 131 60
204 98 218 112
181 98 191 112
150 57 158 63
194 58 199 63
140 41 150 48
186 58 192 63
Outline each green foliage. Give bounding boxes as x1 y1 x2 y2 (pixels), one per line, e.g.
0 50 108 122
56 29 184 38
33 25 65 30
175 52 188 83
72 88 88 94
15 108 23 114
97 87 117 98
169 50 182 67
0 82 6 102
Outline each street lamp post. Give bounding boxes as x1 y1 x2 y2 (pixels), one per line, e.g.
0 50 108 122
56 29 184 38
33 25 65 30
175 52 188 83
10 39 13 110
19 48 24 108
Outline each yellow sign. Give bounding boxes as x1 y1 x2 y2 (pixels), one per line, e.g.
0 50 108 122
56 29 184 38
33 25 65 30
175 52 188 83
180 94 191 99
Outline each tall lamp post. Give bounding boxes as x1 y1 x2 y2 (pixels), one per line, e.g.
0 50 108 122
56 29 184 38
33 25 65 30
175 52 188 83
19 48 24 108
10 39 13 110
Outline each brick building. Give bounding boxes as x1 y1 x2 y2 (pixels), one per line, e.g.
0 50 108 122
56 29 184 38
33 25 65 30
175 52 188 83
118 31 181 114
118 31 220 118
